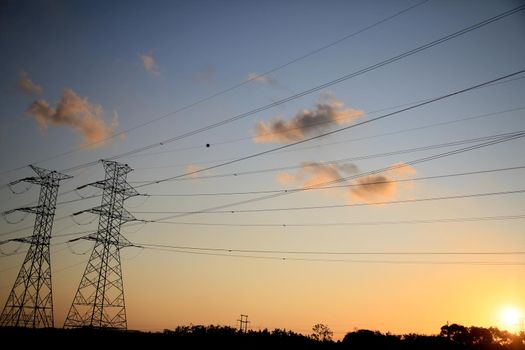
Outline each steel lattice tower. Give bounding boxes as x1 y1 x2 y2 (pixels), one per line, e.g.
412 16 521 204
0 166 71 328
64 160 139 330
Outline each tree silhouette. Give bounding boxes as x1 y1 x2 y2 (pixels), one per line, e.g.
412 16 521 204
311 323 333 342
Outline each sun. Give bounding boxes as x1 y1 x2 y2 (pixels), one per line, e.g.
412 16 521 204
500 307 521 330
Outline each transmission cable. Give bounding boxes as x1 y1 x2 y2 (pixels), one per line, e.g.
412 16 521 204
0 0 431 176
138 242 525 256
130 70 525 189
134 132 525 221
143 165 525 197
134 189 525 215
138 246 525 266
145 213 525 227
130 131 523 183
54 5 525 174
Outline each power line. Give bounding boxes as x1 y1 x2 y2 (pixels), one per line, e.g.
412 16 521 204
46 5 525 175
130 132 524 183
129 88 525 161
143 165 525 197
130 71 525 190
107 5 525 167
138 246 525 266
0 215 71 238
3 164 519 236
145 213 525 227
0 0 430 176
6 131 519 241
133 189 525 215
138 242 525 256
134 132 525 221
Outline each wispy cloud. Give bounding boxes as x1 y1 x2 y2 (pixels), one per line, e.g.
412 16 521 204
18 70 42 96
277 162 358 190
254 95 364 144
26 89 118 148
247 72 278 85
140 53 160 76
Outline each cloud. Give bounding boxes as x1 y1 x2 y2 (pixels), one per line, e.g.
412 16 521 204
350 175 396 203
18 71 43 96
26 89 118 148
140 54 160 75
276 161 416 203
247 72 278 85
253 96 364 144
276 172 296 185
388 162 418 176
277 162 358 189
350 163 417 203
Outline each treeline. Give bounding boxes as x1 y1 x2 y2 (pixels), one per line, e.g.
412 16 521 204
0 323 524 349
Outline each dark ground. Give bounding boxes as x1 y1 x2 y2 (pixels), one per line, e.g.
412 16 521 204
1 323 524 349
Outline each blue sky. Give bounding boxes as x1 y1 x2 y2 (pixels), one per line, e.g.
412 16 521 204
1 0 524 336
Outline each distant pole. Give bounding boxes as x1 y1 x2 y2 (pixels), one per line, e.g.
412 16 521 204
238 314 249 333
0 166 71 328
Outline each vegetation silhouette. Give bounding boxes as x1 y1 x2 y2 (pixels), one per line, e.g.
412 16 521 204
0 323 523 349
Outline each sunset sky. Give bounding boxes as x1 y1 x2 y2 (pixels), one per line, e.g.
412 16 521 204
1 0 524 338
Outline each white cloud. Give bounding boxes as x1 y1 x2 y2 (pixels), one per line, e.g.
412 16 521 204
247 72 277 85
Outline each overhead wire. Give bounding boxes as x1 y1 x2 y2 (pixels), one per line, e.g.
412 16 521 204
133 132 525 221
145 213 525 227
129 86 525 161
143 165 525 197
50 4 525 174
130 70 525 190
0 0 431 176
138 242 525 256
129 131 524 183
138 246 525 266
134 189 525 215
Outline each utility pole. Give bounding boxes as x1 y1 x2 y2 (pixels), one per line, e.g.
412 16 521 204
238 314 249 333
0 166 71 328
63 160 140 330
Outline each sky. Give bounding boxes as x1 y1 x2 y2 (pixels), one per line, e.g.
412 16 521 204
1 0 525 338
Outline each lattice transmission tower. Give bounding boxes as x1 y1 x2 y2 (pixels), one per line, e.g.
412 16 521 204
64 160 140 330
0 166 72 328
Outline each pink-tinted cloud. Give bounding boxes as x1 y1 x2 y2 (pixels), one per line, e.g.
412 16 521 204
276 172 296 185
18 71 42 96
277 160 416 203
350 163 417 203
185 164 202 179
26 89 118 148
140 54 160 75
254 96 364 144
350 175 396 203
277 162 358 190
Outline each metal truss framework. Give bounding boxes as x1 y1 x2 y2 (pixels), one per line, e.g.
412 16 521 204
64 160 138 330
0 166 71 328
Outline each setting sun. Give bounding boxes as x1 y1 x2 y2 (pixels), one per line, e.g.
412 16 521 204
500 307 521 331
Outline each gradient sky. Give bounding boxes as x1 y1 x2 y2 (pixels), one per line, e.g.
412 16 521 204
1 0 525 338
